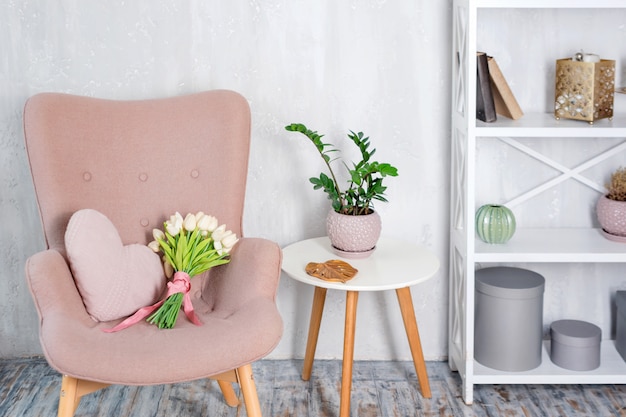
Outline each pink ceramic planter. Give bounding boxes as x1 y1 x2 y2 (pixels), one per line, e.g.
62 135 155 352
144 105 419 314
326 209 381 258
596 195 626 237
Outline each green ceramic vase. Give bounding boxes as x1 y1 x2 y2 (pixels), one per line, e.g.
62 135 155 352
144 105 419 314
475 204 516 244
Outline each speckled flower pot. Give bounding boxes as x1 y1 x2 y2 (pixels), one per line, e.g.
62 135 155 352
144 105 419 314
597 195 626 238
326 209 381 258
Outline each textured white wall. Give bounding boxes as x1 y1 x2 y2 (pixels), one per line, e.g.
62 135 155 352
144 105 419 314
10 3 626 364
0 1 451 360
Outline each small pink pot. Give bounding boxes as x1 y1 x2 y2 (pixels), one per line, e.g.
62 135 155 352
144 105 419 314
596 195 626 237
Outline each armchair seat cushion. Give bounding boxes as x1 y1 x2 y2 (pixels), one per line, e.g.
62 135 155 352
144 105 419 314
43 295 283 385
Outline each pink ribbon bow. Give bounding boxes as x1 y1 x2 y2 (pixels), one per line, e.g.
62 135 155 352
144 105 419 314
103 271 201 333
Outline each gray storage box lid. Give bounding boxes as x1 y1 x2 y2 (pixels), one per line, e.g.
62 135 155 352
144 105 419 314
476 267 545 300
616 291 626 313
551 320 601 347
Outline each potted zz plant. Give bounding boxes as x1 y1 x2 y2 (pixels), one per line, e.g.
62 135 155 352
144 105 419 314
597 167 626 240
285 123 398 257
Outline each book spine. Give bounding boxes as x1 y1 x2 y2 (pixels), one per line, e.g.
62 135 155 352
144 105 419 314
476 52 497 123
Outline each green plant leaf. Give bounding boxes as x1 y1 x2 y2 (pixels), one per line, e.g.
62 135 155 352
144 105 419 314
165 231 176 247
175 233 187 271
378 163 399 176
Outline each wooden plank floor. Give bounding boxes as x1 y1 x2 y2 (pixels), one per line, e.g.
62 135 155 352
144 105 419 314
2 358 626 416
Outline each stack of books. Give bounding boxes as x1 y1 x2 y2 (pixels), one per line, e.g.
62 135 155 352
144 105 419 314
476 52 523 123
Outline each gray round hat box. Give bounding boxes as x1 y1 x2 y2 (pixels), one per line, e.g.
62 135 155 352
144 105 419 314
550 319 601 371
475 266 545 371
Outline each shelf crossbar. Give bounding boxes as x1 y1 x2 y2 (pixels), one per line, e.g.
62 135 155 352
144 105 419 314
497 137 626 207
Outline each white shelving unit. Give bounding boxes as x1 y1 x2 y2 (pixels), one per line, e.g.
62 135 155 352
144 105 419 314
449 0 626 405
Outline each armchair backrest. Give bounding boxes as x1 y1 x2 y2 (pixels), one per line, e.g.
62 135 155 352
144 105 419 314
23 90 251 256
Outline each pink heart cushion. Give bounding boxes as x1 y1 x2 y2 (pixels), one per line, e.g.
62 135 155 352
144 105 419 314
65 209 166 322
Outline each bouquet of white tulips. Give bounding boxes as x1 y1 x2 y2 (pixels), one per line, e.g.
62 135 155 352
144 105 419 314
103 211 238 333
145 211 238 329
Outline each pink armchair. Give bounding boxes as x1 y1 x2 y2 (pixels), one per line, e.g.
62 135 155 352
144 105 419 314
23 90 283 417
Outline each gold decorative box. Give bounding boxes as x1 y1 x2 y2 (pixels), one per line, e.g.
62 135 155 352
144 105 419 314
554 58 615 124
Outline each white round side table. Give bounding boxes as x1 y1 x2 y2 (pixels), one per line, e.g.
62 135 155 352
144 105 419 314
282 236 440 417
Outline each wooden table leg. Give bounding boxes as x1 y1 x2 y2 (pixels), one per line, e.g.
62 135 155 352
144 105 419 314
340 290 359 417
302 286 327 381
396 287 431 398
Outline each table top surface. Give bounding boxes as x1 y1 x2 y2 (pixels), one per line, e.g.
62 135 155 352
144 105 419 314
281 236 440 291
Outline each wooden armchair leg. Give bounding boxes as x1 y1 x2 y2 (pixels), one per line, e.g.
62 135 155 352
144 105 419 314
217 380 240 407
236 364 262 417
58 375 79 417
57 375 109 417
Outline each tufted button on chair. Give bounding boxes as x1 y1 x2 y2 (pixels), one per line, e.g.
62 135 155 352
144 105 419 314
23 90 283 417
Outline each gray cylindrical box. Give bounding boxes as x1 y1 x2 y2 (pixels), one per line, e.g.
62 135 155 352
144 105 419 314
475 267 545 371
550 320 601 371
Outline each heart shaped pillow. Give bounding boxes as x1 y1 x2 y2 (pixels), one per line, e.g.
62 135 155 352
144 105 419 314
65 209 166 322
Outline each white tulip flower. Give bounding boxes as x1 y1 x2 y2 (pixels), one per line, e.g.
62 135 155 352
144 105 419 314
214 240 224 256
165 221 181 236
183 213 197 232
171 212 184 226
207 217 219 232
165 212 183 236
148 240 161 253
221 231 239 250
197 214 218 233
211 224 227 241
152 228 165 241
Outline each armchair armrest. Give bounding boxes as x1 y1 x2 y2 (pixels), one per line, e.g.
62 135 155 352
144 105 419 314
25 250 97 361
200 237 282 315
26 249 91 317
25 250 93 325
